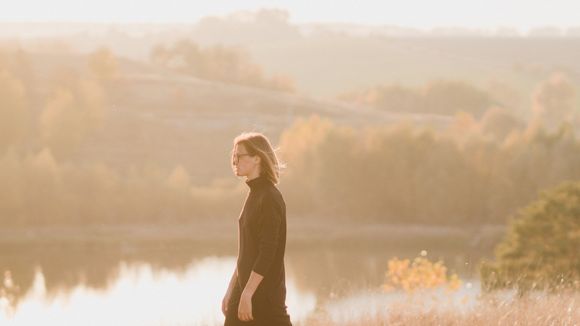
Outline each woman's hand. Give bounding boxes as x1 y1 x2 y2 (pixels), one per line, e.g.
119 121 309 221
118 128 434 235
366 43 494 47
221 291 231 317
237 292 253 321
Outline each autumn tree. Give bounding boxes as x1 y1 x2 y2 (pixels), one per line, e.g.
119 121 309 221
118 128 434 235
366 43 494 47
529 73 577 133
88 47 119 81
338 80 495 116
150 40 294 92
481 181 580 294
0 70 30 154
40 77 105 158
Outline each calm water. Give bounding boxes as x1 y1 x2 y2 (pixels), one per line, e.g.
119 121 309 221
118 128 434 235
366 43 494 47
0 236 491 325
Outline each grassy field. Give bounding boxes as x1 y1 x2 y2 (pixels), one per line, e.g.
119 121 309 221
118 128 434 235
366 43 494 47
299 290 579 325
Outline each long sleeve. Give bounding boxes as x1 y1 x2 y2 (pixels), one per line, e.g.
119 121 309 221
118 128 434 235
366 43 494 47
252 193 282 276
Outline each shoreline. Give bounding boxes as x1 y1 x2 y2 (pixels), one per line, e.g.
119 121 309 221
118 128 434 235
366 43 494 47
0 219 506 252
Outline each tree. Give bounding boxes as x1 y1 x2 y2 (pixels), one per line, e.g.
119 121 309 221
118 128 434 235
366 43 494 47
479 106 523 140
0 70 29 153
422 80 494 117
149 40 294 92
338 80 495 116
40 78 105 158
529 73 576 133
88 47 118 81
481 181 580 294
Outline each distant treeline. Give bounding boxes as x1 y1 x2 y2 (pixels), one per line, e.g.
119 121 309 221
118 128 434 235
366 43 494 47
1 46 579 226
339 80 497 117
150 39 295 92
279 73 579 224
279 110 580 224
0 47 241 226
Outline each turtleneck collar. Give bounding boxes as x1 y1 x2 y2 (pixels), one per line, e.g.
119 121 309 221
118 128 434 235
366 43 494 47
245 174 271 190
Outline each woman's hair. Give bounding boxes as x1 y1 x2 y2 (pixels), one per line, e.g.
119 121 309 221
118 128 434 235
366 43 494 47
231 132 287 185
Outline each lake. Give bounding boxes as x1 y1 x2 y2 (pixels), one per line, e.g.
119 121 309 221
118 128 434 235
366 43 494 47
0 222 502 325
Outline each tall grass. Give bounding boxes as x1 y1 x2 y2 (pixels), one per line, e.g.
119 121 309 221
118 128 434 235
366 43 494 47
299 252 579 325
302 291 579 325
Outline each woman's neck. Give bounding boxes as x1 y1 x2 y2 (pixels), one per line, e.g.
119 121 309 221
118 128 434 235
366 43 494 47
246 171 261 181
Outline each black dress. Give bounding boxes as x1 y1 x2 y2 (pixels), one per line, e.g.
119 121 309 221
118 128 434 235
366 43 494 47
224 174 293 326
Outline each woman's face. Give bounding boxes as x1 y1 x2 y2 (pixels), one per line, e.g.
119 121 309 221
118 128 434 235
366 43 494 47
233 143 259 177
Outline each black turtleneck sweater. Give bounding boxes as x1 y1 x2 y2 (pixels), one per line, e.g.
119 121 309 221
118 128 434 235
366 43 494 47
229 173 291 322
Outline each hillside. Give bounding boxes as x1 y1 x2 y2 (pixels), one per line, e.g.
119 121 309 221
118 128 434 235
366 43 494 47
20 51 452 184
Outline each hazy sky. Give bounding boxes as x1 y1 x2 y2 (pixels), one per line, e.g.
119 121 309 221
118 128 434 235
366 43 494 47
1 0 578 31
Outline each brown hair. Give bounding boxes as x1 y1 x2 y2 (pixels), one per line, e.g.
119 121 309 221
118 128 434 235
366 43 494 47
231 132 287 185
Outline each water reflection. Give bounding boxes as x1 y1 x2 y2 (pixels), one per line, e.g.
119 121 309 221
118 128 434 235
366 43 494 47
0 257 316 325
0 239 491 325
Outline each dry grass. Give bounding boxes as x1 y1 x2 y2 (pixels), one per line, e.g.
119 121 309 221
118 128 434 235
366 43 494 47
298 291 579 326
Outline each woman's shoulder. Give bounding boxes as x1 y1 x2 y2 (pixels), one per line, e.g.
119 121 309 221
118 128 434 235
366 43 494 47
260 184 285 208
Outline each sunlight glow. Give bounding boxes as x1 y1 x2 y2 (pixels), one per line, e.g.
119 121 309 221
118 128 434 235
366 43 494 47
0 257 316 325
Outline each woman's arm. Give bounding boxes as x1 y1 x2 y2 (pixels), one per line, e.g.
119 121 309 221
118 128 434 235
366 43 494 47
242 193 282 297
241 270 264 298
238 270 263 321
251 194 282 277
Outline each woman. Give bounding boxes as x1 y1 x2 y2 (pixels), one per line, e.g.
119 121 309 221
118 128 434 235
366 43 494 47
222 132 293 326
